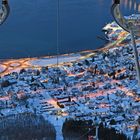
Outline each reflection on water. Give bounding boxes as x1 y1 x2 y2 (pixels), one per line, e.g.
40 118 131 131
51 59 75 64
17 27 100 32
120 0 140 12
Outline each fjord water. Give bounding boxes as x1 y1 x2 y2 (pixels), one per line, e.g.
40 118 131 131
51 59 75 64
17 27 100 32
0 0 138 58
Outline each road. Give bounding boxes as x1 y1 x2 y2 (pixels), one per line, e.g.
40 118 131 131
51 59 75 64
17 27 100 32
0 30 130 76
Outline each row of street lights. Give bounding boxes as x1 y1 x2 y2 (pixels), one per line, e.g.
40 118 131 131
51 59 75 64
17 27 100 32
0 0 139 139
0 0 140 87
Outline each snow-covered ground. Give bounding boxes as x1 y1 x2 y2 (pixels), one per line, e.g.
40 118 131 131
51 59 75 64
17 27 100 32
0 19 140 139
0 64 7 73
29 55 81 67
10 62 21 67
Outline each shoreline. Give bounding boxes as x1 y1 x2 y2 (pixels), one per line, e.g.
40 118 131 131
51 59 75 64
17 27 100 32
0 21 140 139
0 48 102 61
0 21 128 76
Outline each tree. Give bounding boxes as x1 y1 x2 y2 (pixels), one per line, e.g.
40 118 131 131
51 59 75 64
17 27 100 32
20 68 26 74
0 113 56 140
1 80 10 87
137 116 140 125
133 126 139 140
110 119 116 125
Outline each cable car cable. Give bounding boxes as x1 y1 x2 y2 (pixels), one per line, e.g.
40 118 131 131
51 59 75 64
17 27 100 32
56 0 60 82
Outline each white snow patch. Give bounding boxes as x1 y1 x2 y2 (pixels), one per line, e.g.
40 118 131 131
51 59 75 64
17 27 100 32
29 55 81 67
10 62 21 67
0 64 6 73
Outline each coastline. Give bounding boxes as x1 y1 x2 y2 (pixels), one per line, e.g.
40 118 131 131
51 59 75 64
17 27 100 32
0 21 140 139
0 23 128 76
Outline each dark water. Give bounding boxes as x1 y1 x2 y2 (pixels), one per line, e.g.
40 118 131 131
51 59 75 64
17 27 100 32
0 0 139 59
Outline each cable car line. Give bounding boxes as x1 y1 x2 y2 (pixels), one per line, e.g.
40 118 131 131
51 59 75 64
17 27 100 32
56 0 60 83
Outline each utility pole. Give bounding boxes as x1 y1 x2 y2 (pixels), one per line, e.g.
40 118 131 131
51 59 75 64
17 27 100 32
130 29 140 86
111 0 140 86
94 117 99 140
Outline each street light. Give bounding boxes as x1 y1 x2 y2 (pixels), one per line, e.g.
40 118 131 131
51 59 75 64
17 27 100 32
94 116 100 140
0 0 10 25
111 0 140 86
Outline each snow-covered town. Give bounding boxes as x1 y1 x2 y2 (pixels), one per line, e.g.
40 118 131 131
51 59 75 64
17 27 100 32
0 18 140 139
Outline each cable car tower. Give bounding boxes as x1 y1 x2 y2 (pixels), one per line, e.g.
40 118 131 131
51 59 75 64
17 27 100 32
111 0 140 86
0 0 10 25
